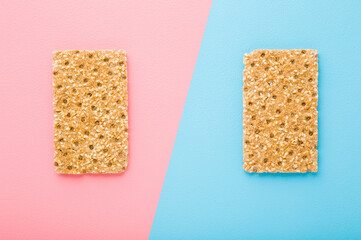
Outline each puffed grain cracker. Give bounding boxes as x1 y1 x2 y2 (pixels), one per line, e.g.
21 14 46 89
243 49 318 173
53 50 128 174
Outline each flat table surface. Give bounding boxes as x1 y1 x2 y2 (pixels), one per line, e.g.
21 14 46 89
1 0 361 239
150 1 361 239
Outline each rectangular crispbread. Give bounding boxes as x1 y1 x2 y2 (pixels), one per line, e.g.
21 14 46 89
243 49 318 173
53 50 128 174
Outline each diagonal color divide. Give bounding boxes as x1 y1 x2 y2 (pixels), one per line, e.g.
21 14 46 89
150 0 361 239
0 0 212 239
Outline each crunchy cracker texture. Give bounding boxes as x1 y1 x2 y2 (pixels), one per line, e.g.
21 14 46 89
53 50 128 174
243 49 318 173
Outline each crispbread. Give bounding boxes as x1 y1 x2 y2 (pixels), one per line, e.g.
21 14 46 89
53 50 128 174
243 49 318 173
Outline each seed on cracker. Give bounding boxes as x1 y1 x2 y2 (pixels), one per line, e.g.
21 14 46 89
243 49 318 173
53 50 128 174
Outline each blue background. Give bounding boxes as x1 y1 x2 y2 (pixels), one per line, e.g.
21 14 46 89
150 0 361 239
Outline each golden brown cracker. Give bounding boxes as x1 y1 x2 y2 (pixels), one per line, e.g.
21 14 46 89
243 49 318 173
53 50 128 174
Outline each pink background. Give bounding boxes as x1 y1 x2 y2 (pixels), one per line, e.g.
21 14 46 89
0 0 212 239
